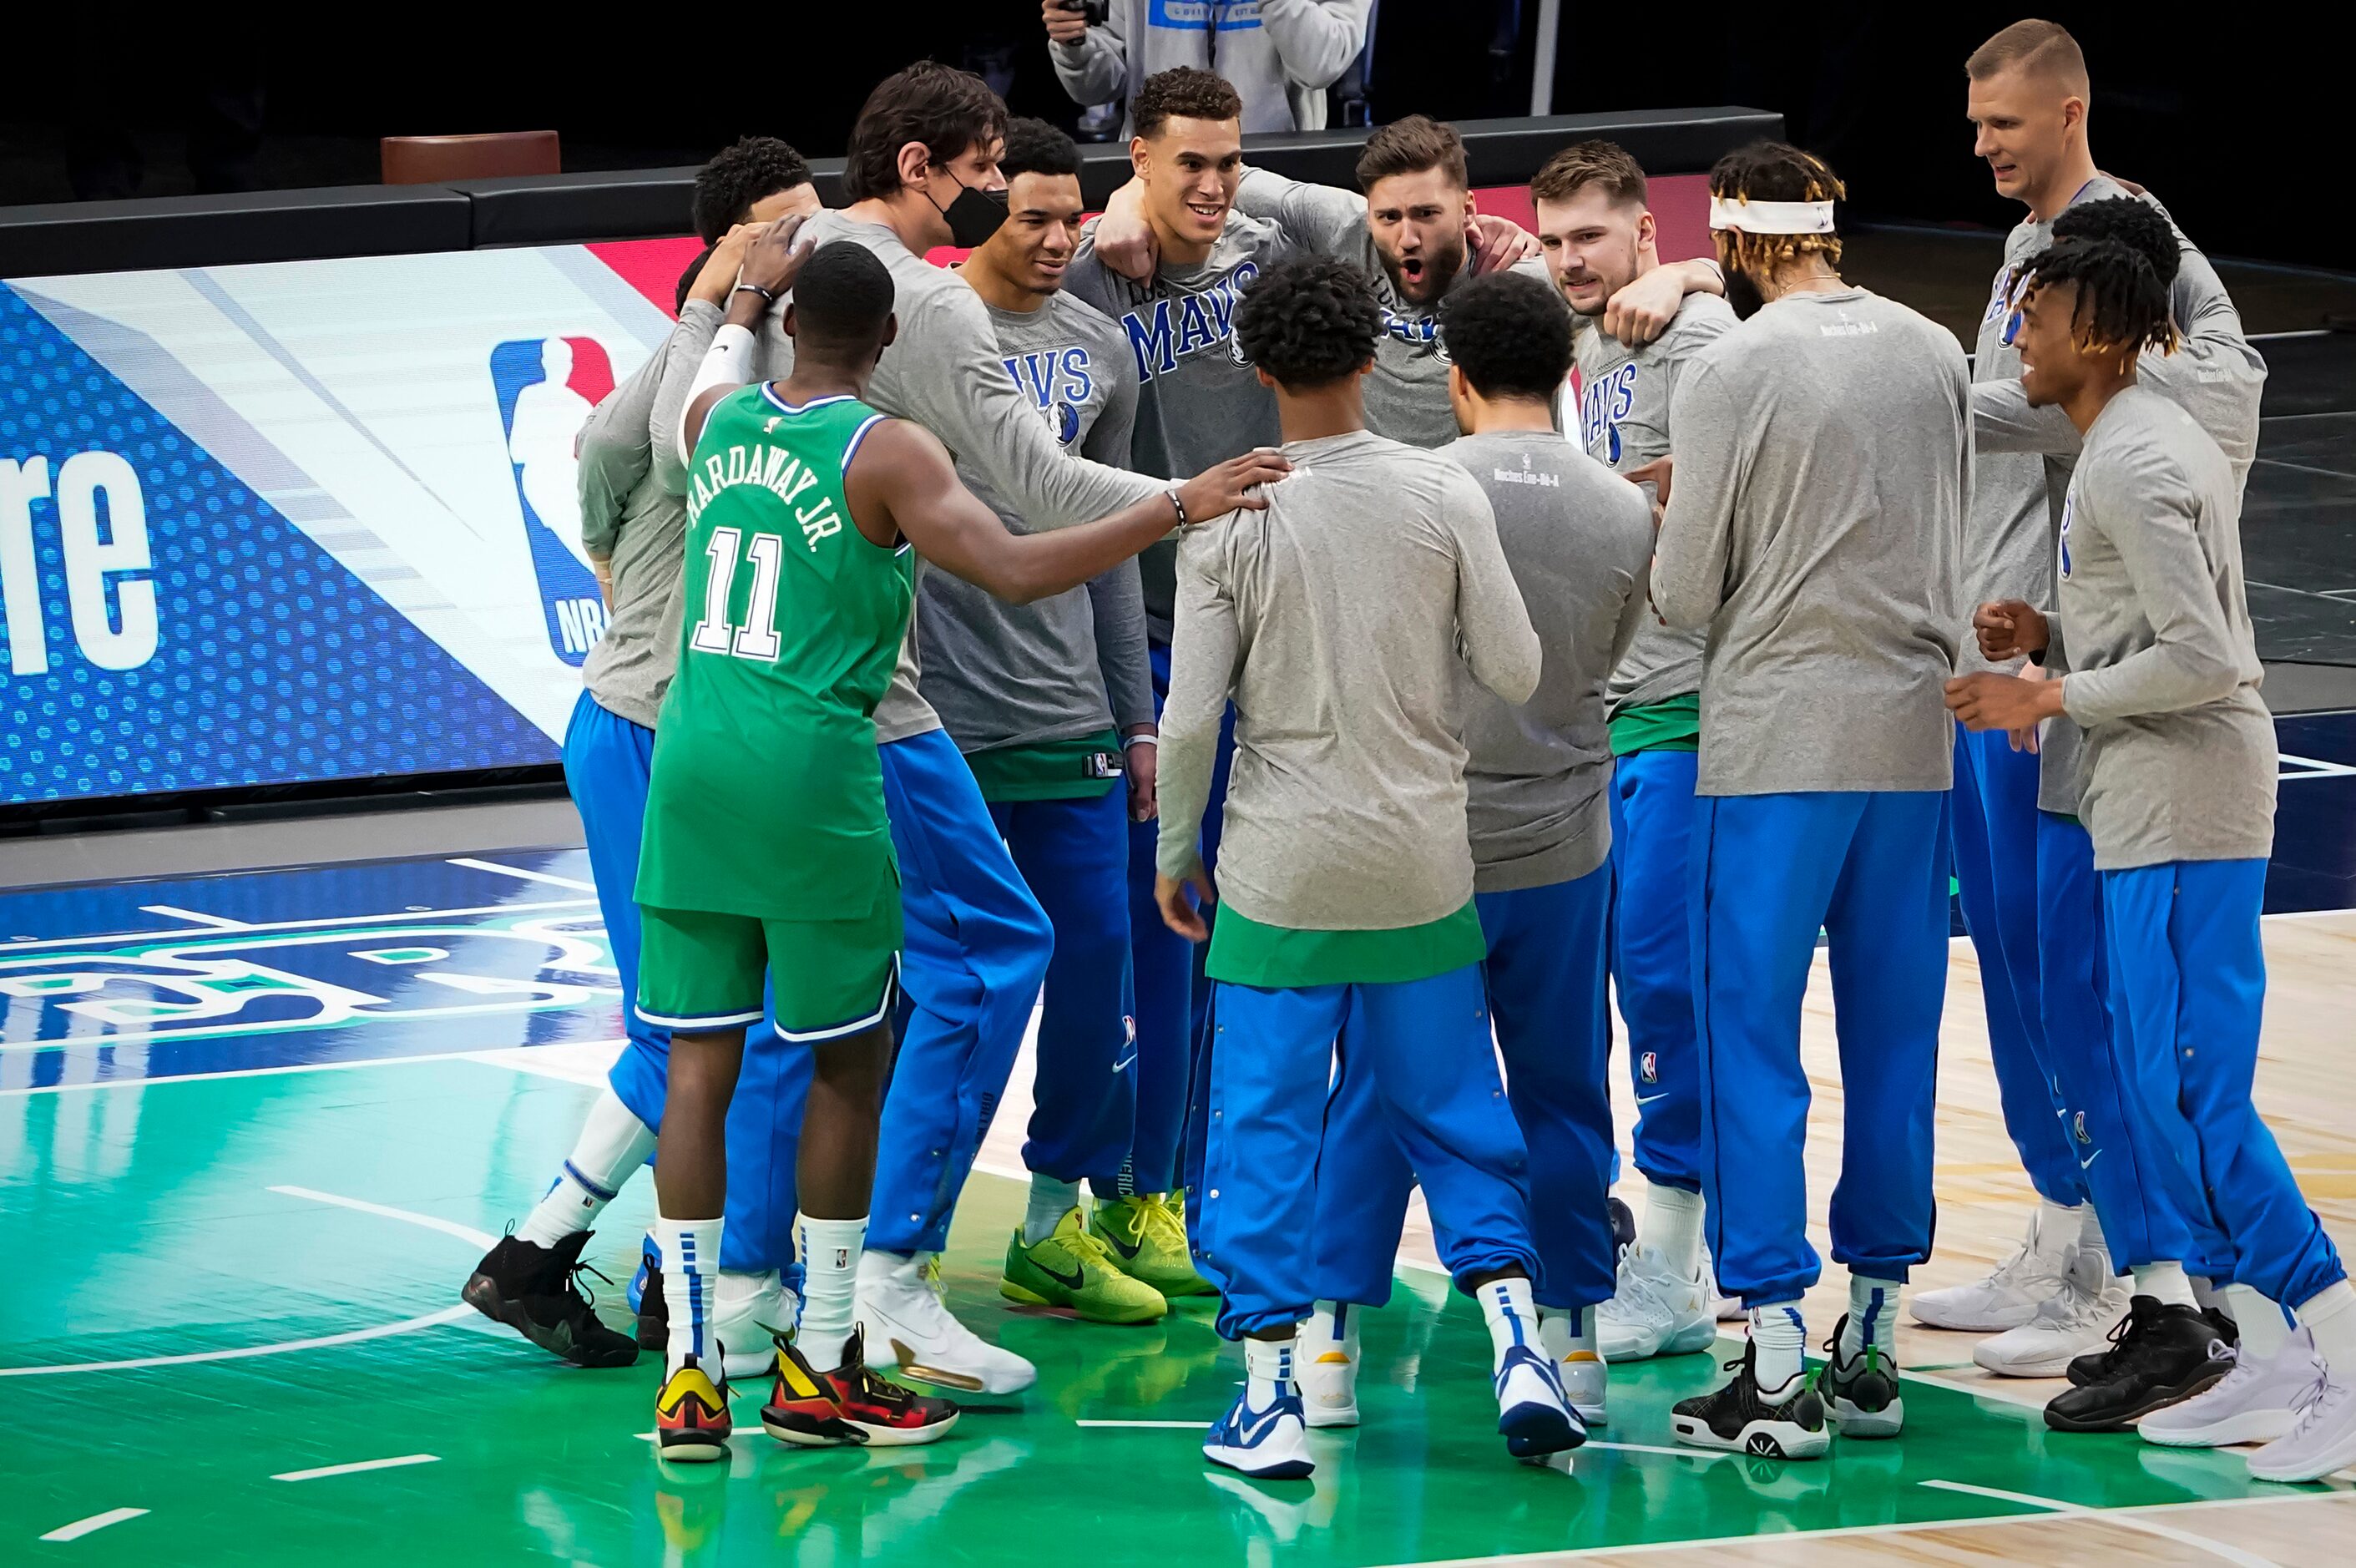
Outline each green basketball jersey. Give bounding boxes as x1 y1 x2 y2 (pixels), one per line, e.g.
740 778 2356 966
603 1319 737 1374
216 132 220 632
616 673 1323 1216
636 387 912 921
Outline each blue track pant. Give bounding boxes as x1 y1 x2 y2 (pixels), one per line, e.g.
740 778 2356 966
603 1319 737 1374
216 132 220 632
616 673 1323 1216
1693 790 1949 1307
564 691 805 1275
1311 873 1617 1313
1197 964 1537 1338
1951 725 2084 1206
2101 860 2344 1308
1127 641 1232 1194
1610 751 1702 1192
994 789 1135 1189
2035 812 2229 1277
867 729 1055 1256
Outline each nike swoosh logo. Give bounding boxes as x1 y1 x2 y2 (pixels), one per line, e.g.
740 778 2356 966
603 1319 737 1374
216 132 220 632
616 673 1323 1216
1097 1228 1143 1261
2079 1151 2102 1171
1110 1051 1137 1075
1636 1093 1669 1106
1236 1406 1286 1446
1038 1258 1090 1291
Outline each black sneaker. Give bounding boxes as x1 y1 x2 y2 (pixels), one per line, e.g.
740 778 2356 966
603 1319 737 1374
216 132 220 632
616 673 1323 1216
635 1257 670 1353
1819 1316 1904 1438
462 1229 640 1368
1608 1195 1637 1262
2045 1296 2231 1431
2065 1299 2236 1387
1671 1338 1830 1459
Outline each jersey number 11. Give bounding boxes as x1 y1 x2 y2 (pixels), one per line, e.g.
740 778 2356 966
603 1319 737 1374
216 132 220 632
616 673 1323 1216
688 526 783 660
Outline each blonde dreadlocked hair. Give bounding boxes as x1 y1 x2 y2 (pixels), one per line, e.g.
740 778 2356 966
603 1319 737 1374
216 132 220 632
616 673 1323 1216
1706 141 1847 275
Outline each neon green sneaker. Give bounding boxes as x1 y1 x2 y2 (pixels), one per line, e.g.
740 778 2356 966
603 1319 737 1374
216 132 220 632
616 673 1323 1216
1001 1209 1167 1324
1091 1192 1216 1297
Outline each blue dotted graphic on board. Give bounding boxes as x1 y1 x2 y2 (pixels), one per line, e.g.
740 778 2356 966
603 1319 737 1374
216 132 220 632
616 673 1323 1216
0 283 555 804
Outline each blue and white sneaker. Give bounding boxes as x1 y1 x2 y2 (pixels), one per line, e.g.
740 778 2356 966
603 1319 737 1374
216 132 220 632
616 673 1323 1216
1496 1343 1583 1459
1204 1384 1315 1480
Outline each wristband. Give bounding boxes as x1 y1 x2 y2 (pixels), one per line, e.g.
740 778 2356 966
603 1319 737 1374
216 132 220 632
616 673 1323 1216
1124 734 1158 748
1166 487 1188 527
732 282 776 306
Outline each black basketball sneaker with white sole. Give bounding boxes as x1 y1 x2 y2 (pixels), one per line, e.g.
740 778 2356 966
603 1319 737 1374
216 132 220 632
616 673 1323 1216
1671 1339 1830 1459
2046 1296 2233 1432
2067 1301 2235 1386
1818 1316 1904 1438
462 1228 640 1368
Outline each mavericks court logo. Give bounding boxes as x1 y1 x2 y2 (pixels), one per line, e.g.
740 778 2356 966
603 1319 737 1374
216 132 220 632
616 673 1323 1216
490 337 617 665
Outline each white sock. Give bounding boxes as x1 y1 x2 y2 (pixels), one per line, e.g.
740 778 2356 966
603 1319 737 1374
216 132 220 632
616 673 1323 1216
1538 1305 1597 1363
2295 1280 2356 1375
1246 1333 1298 1405
2132 1261 2197 1308
2078 1203 2112 1259
656 1214 724 1375
2223 1282 2290 1361
1641 1182 1706 1278
796 1214 867 1366
2031 1196 2082 1257
1311 1299 1361 1358
1024 1176 1081 1246
716 1267 781 1321
1748 1304 1807 1395
518 1087 656 1247
1478 1277 1540 1376
1841 1275 1902 1358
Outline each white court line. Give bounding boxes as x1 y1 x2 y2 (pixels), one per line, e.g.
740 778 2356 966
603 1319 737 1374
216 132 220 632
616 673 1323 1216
1921 1479 2282 1568
448 857 599 892
268 1186 497 1250
0 897 596 954
0 1305 473 1378
0 1186 488 1377
138 904 248 928
38 1507 149 1542
1074 1419 1211 1429
270 1454 439 1483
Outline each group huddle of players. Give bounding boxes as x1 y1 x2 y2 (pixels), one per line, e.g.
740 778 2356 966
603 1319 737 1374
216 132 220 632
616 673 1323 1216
456 15 2356 1490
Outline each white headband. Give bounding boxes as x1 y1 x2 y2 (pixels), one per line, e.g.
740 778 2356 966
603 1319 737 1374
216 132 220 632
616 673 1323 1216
1706 196 1836 235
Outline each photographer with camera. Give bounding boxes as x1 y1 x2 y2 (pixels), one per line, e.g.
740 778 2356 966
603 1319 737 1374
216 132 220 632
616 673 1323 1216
1042 0 1371 134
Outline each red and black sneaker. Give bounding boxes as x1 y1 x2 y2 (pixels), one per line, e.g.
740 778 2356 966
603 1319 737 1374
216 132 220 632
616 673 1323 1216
760 1333 864 1448
819 1327 961 1447
653 1353 731 1463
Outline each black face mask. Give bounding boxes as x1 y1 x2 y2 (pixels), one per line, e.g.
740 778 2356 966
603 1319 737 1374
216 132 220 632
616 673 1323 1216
1724 266 1767 321
932 176 1009 248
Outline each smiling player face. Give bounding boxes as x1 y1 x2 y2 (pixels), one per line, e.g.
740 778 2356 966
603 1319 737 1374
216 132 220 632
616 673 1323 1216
989 169 1087 296
2015 277 2088 408
1535 186 1650 316
1135 114 1244 247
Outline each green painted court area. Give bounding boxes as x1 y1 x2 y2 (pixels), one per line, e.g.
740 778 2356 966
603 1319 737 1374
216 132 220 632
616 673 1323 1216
2 1060 2325 1564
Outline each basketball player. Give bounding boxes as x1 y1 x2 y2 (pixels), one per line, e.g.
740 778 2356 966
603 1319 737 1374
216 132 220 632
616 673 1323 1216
1919 21 2269 1388
1530 138 1739 1364
1059 66 1301 1278
1292 269 1654 1436
1157 255 1575 1481
463 146 822 1378
644 232 1285 1459
1947 230 2356 1485
912 119 1190 1330
1654 144 1967 1458
720 64 1206 1392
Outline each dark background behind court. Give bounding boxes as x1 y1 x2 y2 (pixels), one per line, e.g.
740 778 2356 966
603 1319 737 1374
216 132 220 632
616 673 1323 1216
0 6 2343 271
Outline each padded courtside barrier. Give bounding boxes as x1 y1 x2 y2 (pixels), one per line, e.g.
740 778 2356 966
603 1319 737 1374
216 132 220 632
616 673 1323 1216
0 108 1782 274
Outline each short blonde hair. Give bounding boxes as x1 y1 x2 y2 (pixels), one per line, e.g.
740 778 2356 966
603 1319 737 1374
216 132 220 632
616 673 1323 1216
1965 19 2089 95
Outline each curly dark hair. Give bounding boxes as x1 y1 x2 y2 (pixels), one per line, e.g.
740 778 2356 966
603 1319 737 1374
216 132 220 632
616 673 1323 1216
843 62 1008 203
1438 271 1571 402
1707 140 1845 273
2050 196 2181 287
690 137 813 245
1000 116 1080 184
1234 255 1382 389
2015 237 2177 361
1133 68 1242 139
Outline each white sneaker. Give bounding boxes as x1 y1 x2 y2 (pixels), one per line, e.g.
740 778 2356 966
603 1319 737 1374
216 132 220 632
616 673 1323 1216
2144 1327 2323 1449
1973 1245 2127 1377
1911 1206 2074 1332
1536 1308 1606 1425
1495 1343 1582 1459
1297 1302 1360 1429
2246 1359 2356 1482
1703 1240 1745 1321
1597 1245 1717 1362
714 1268 796 1382
856 1250 1037 1396
1204 1384 1314 1480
